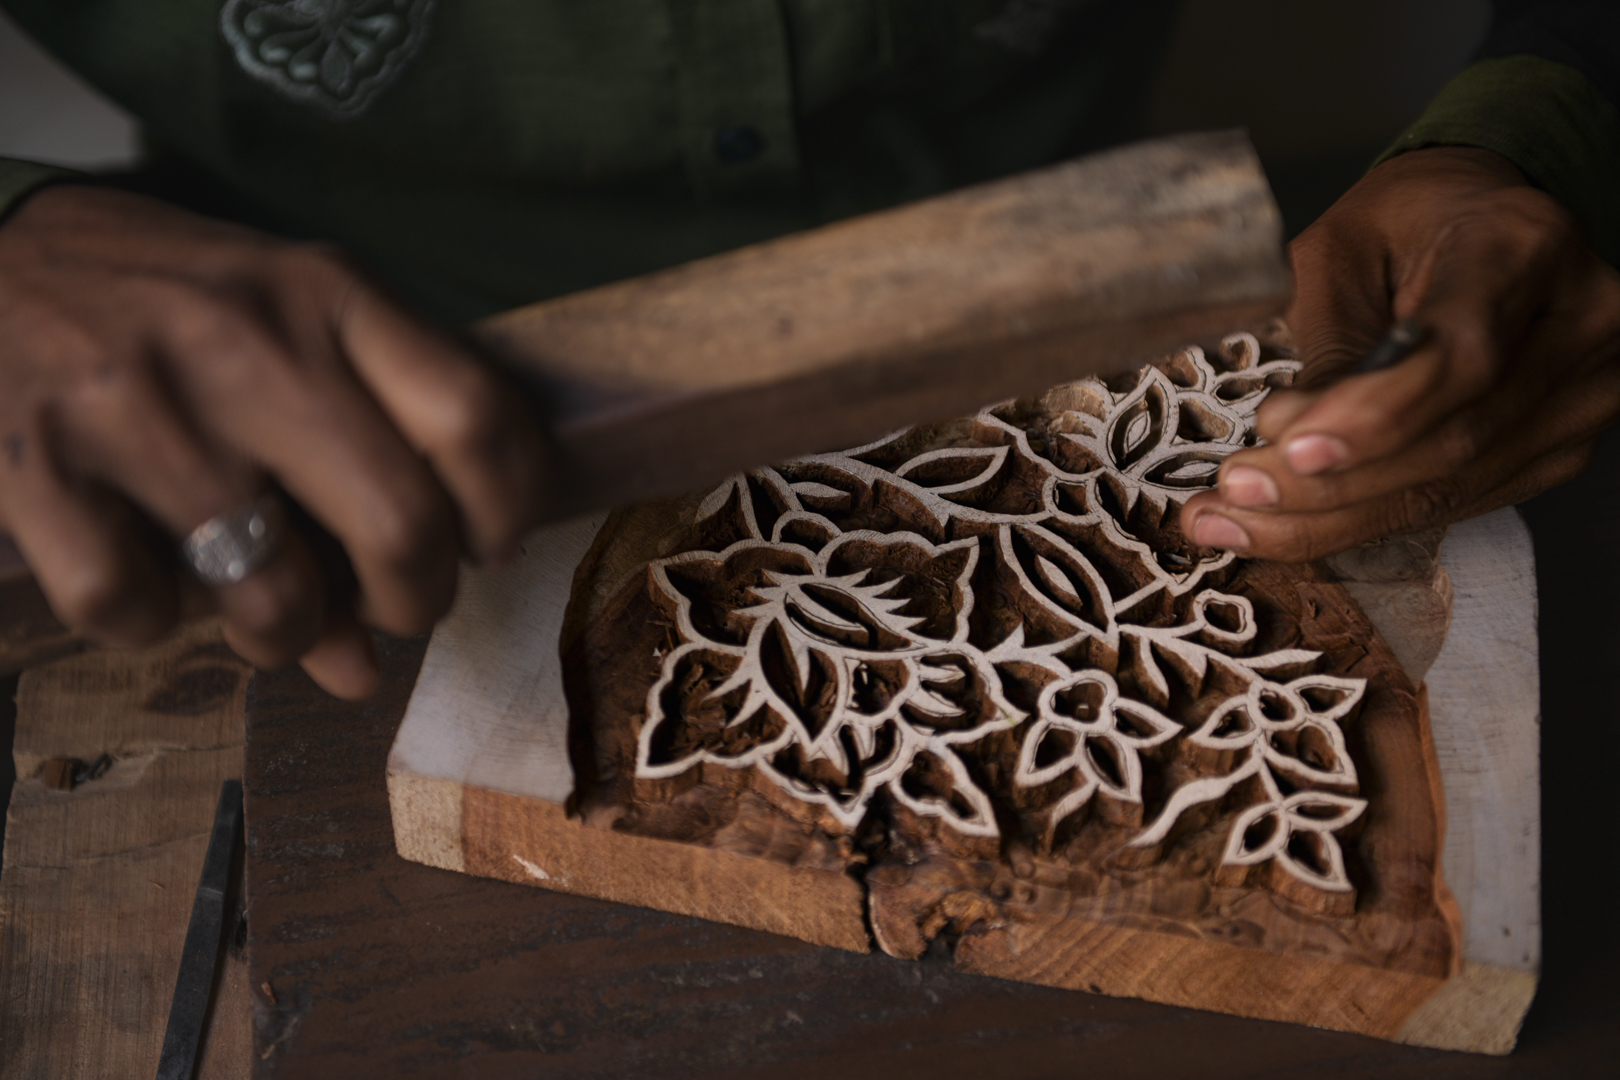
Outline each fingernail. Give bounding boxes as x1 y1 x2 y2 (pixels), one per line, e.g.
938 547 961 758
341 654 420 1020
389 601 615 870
1192 511 1251 551
1284 434 1350 476
1222 465 1279 508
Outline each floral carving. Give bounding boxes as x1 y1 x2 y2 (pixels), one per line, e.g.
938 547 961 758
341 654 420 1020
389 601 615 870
221 0 436 117
637 335 1372 892
641 530 1017 836
1046 331 1300 507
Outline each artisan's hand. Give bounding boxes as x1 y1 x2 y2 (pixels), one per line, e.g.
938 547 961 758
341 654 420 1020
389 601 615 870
1181 146 1620 560
0 185 547 697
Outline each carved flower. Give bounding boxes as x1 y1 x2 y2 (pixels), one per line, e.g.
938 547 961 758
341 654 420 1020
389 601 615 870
1019 332 1299 509
640 531 1020 836
1015 670 1179 830
1131 671 1368 891
221 0 436 116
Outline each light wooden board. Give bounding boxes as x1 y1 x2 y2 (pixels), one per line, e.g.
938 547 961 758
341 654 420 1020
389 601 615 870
1395 509 1540 1053
389 505 1540 1053
1 622 253 1080
482 130 1289 519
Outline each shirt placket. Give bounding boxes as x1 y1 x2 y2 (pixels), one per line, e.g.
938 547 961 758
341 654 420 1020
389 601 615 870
666 0 802 197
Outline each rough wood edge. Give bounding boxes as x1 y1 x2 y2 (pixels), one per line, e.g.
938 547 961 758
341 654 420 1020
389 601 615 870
387 777 872 954
386 451 1539 1057
1395 961 1538 1054
385 772 465 874
951 910 1447 1039
478 132 1288 520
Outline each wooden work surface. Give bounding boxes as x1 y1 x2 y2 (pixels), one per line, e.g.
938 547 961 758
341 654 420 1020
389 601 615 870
240 522 1608 1079
7 462 1620 1077
1 624 253 1080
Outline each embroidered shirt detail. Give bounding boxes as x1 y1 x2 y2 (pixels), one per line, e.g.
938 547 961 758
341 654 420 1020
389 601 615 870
220 0 436 118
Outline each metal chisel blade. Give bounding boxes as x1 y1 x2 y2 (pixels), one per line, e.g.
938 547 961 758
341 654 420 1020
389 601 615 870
156 779 244 1080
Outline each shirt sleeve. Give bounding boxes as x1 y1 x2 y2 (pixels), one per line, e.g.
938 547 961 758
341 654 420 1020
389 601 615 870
0 157 72 225
1376 2 1620 267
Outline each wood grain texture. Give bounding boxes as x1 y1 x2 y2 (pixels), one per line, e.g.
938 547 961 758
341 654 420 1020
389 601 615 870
1394 508 1541 1053
254 628 1593 1078
386 506 1537 1054
549 504 1457 1034
386 345 1541 1053
482 131 1288 519
1 622 252 1080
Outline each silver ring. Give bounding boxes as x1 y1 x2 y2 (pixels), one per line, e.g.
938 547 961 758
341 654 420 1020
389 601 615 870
180 494 286 586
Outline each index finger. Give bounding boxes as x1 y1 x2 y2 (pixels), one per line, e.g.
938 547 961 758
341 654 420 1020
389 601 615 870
332 275 550 563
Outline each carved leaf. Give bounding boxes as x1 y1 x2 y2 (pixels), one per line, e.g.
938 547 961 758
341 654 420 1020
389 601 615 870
1107 376 1170 471
895 446 1009 495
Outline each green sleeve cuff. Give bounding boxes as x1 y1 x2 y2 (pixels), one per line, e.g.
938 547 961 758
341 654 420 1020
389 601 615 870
1376 55 1620 267
0 158 75 225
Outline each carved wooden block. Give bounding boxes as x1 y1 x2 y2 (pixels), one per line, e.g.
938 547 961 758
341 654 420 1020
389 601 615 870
388 330 1538 1054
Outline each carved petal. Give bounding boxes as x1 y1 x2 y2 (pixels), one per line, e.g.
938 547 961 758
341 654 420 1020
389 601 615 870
1191 591 1255 647
1106 372 1172 471
895 446 1009 495
890 744 1000 837
1187 696 1258 750
1112 700 1180 748
1222 802 1290 866
1142 452 1224 489
638 643 797 780
1014 716 1079 788
1263 715 1359 788
1289 674 1365 722
1222 792 1366 891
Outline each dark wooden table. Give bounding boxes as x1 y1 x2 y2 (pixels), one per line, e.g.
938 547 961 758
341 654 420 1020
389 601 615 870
243 566 1620 1080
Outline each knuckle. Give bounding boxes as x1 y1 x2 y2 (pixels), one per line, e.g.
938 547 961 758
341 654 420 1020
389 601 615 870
430 371 508 453
52 560 144 635
166 290 271 357
1462 188 1579 267
1388 480 1469 536
1432 323 1500 392
227 571 310 643
1433 421 1481 472
5 286 109 374
1505 187 1577 241
276 242 360 291
356 485 449 574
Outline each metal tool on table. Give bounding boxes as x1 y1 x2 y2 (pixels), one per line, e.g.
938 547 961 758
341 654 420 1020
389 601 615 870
155 780 244 1080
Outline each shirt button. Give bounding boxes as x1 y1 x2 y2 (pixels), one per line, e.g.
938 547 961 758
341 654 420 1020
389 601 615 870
714 125 765 163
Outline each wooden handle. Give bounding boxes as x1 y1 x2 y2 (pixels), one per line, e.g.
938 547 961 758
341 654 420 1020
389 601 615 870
0 130 1288 672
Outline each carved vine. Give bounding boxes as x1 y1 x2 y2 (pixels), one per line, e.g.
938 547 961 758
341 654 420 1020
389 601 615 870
636 334 1369 892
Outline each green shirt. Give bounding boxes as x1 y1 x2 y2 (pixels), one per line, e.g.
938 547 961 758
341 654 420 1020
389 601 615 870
4 4 1618 324
0 0 1180 323
1378 54 1620 268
